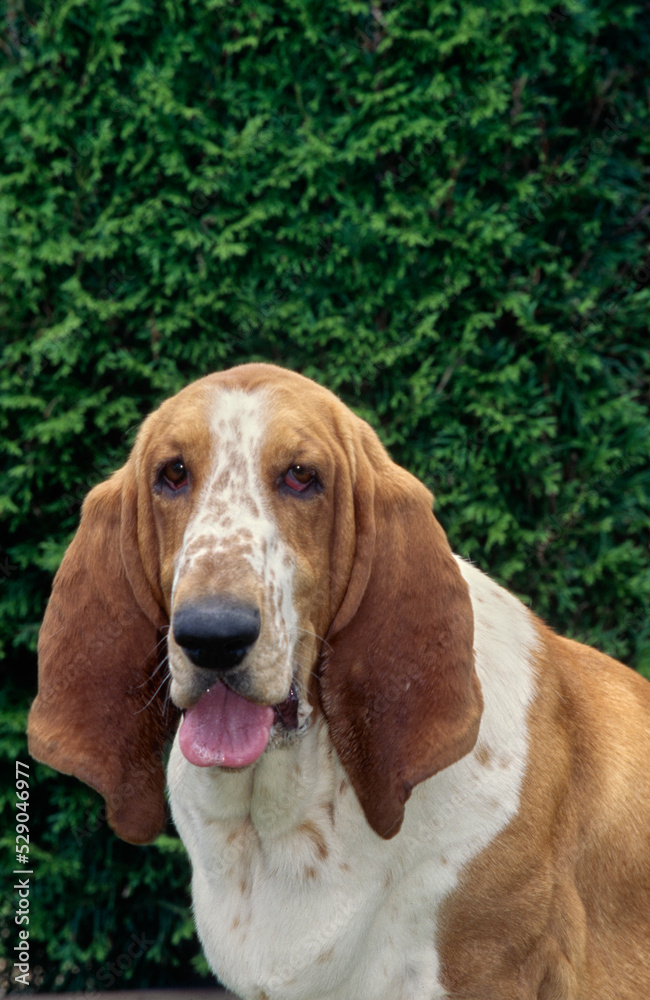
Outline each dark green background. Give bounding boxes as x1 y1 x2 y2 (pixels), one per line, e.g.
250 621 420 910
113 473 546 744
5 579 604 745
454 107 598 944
1 0 649 991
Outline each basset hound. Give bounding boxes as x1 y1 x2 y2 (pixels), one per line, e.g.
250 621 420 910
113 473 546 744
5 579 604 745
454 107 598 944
29 363 650 1000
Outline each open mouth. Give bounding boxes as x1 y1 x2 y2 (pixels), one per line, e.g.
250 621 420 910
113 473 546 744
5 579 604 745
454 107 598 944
273 682 300 729
178 680 300 769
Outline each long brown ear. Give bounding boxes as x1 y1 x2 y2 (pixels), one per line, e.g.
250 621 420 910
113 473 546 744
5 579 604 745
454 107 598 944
27 467 178 845
320 424 482 839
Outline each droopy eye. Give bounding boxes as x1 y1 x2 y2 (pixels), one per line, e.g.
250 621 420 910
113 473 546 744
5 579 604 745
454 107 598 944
284 465 316 493
161 459 188 491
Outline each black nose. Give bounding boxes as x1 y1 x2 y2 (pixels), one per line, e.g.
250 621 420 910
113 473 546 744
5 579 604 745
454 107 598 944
173 599 261 672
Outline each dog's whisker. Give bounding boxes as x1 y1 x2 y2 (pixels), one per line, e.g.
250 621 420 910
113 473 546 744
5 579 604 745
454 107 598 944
296 626 333 653
147 631 170 657
135 653 169 689
135 669 171 714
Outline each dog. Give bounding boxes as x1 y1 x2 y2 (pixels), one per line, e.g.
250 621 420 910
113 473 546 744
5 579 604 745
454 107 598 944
29 363 650 999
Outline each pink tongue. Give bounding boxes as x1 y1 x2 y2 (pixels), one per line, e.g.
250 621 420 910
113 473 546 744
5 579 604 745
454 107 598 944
179 682 275 768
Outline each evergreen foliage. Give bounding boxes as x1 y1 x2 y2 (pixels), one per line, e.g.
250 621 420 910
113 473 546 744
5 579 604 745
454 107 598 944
1 0 649 990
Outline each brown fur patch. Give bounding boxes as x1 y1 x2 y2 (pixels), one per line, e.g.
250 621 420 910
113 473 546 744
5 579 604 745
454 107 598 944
300 819 329 860
438 618 650 999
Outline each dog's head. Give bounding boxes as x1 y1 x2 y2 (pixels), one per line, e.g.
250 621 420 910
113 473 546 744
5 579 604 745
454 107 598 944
29 364 481 842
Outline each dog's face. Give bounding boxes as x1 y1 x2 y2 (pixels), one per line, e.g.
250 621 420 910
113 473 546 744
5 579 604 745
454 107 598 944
134 366 362 764
29 363 481 842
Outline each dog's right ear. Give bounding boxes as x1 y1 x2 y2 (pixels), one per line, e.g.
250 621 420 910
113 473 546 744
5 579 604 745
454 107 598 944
28 466 179 845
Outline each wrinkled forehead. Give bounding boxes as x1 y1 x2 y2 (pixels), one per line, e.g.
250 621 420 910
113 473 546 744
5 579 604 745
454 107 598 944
136 366 353 478
140 371 351 598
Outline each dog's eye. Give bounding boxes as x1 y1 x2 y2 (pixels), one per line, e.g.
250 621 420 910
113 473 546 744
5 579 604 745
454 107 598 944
284 465 316 493
162 459 188 491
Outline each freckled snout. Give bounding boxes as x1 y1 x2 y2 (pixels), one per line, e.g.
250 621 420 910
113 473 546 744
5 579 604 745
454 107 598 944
173 598 261 674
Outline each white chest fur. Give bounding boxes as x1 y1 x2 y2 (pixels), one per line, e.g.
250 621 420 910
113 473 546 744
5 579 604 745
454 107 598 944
167 561 538 1000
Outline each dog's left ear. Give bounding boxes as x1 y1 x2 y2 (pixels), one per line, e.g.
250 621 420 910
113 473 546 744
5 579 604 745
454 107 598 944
28 465 178 845
321 422 482 839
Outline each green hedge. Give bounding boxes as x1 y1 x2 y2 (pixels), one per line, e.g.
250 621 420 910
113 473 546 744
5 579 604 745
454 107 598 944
1 0 649 991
